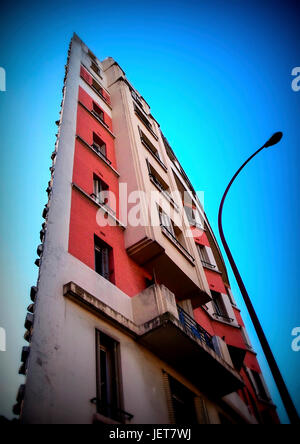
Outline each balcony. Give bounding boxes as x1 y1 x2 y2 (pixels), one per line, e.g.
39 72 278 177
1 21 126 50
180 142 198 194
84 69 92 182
177 305 214 350
138 309 244 398
127 231 209 307
160 224 195 264
64 281 244 399
127 221 210 307
140 130 167 172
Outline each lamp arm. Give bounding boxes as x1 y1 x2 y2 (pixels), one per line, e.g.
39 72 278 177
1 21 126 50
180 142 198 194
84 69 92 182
217 146 299 424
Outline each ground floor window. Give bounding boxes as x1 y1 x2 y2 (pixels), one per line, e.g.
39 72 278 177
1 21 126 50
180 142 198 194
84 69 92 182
168 375 198 424
95 330 122 421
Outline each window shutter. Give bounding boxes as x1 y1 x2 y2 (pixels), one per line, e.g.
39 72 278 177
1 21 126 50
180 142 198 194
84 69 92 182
102 90 111 105
162 371 176 424
80 66 92 85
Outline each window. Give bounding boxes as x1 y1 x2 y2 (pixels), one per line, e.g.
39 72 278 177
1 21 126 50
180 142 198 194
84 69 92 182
250 370 270 402
141 131 160 160
159 208 195 262
168 376 198 424
184 205 195 224
211 291 228 318
92 133 107 157
88 49 97 62
196 244 215 269
93 175 108 205
94 235 113 281
92 78 104 96
184 205 202 229
95 330 122 421
134 105 152 130
147 161 176 207
197 244 209 263
131 90 144 110
92 102 104 122
91 62 100 76
159 209 175 237
240 326 253 350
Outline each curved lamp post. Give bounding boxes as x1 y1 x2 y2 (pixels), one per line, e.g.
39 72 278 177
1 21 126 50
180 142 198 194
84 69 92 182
218 132 299 424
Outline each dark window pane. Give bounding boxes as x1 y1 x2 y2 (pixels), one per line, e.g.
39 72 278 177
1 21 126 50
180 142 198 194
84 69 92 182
94 236 111 280
169 376 197 424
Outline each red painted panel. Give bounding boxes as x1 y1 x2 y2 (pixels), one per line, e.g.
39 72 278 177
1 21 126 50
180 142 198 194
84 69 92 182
233 307 245 327
193 307 215 336
73 140 119 217
68 188 150 297
102 89 111 105
80 66 111 106
69 97 149 297
193 229 210 247
80 66 92 85
244 352 261 373
78 86 112 130
76 105 117 170
204 268 226 294
213 321 246 349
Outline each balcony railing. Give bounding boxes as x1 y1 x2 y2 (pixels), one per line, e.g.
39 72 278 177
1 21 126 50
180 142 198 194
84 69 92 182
141 138 167 171
177 305 214 351
161 225 195 263
150 174 179 210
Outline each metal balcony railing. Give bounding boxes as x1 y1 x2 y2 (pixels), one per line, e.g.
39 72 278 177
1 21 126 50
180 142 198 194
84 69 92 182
149 174 179 209
141 138 167 170
161 225 195 262
177 305 214 351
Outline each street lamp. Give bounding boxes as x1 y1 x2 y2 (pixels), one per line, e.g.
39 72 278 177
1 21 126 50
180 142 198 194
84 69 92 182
218 132 299 424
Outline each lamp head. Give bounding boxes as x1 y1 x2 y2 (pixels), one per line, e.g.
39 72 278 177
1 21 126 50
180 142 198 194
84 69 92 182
264 132 283 148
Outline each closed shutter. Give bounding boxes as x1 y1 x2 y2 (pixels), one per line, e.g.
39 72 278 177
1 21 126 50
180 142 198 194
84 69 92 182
80 66 92 85
102 90 111 105
162 371 176 424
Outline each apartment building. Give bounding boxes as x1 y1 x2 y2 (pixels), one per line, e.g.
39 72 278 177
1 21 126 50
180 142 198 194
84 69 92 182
15 34 279 424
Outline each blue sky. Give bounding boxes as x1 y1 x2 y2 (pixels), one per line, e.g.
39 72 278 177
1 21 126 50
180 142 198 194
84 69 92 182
0 0 299 423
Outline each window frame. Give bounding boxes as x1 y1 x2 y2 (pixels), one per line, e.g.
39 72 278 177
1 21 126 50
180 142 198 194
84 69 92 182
92 102 105 123
92 132 107 158
94 235 113 281
95 330 124 422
